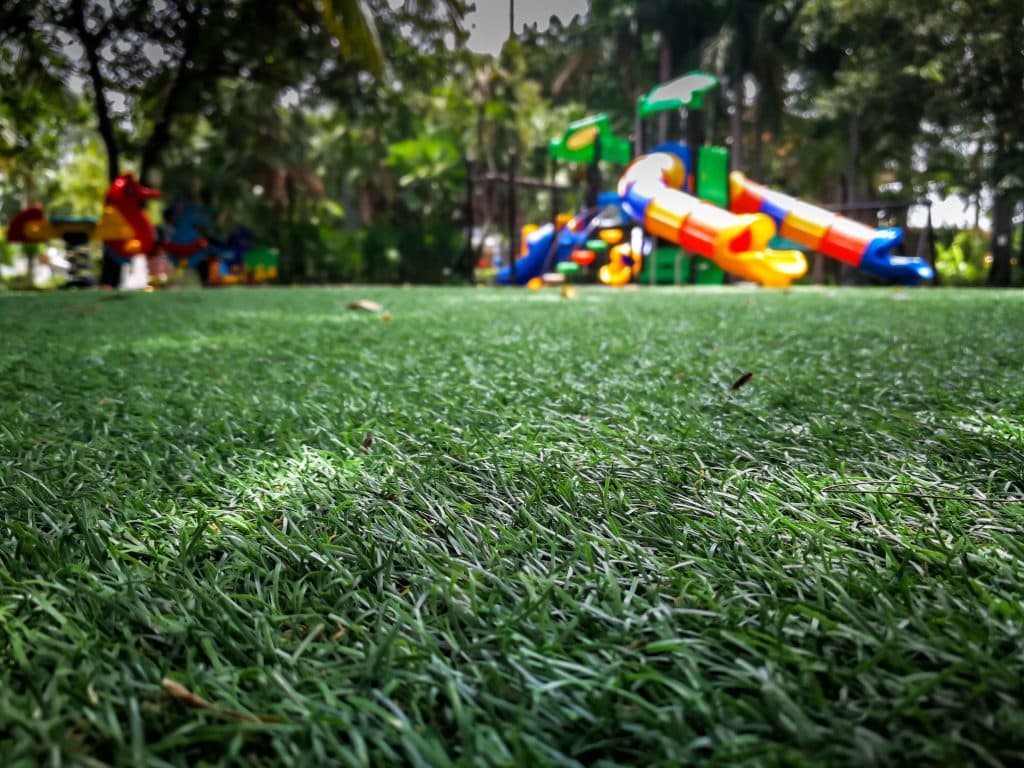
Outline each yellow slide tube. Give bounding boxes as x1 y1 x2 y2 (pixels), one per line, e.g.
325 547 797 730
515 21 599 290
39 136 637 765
620 153 806 287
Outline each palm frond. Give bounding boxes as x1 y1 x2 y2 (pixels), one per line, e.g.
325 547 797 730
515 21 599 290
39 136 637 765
321 0 388 79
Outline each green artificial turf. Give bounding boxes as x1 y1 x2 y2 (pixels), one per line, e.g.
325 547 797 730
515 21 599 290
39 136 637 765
1 285 1023 767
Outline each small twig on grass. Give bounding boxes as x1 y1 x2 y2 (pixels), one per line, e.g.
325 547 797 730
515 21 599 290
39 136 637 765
729 371 754 392
821 482 1024 506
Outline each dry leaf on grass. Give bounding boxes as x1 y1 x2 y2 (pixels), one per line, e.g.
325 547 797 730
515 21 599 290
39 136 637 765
161 678 278 723
161 678 212 710
345 299 384 312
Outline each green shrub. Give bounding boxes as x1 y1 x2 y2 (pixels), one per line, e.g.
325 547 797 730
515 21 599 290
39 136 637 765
935 230 989 285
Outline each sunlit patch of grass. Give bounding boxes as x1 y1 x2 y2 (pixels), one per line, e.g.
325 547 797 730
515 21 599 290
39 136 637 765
1 285 1023 766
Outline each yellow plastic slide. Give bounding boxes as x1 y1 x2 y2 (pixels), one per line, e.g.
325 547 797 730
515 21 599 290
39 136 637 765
617 153 806 287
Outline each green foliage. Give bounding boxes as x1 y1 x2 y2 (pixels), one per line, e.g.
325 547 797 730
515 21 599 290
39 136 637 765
387 136 460 189
50 135 108 217
935 230 990 285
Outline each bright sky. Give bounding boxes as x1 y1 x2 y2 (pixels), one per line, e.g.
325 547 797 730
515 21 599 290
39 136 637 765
909 196 990 231
464 0 589 56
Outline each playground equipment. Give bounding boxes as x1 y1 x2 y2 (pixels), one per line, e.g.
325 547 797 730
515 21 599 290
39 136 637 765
618 152 805 286
729 173 933 283
162 201 278 285
632 73 728 286
493 114 649 286
464 150 571 284
494 192 650 286
626 74 807 287
600 241 644 286
5 180 279 288
478 71 934 289
5 174 160 288
549 116 646 287
162 201 217 271
624 71 934 286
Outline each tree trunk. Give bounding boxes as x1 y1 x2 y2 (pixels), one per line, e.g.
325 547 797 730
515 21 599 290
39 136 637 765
20 173 34 208
462 156 477 283
620 36 636 109
986 192 1014 287
475 102 487 172
846 108 861 208
1017 216 1024 286
139 10 203 185
969 138 984 230
71 0 119 181
657 32 671 144
73 0 127 292
730 82 743 172
750 82 767 179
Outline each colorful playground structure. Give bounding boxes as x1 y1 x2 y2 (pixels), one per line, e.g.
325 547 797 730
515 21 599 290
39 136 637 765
728 173 931 284
162 201 279 285
495 192 651 287
493 114 652 287
618 152 805 287
4 178 278 288
492 72 934 288
6 174 160 275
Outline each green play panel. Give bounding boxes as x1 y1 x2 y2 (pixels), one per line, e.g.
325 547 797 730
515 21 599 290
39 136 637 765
637 246 725 285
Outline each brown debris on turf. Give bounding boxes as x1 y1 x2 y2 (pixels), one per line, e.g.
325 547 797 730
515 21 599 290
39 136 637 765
345 299 384 312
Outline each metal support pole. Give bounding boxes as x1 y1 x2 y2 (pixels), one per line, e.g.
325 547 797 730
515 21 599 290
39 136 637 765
634 96 645 158
544 157 563 275
586 136 602 209
686 108 704 285
686 108 704 193
550 158 560 225
812 253 824 285
464 155 475 281
507 148 518 284
926 201 938 285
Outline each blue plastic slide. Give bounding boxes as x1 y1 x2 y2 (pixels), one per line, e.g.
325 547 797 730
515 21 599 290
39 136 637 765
494 223 556 285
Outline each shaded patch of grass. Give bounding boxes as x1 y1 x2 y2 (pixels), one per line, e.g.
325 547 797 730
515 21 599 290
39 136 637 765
1 285 1023 766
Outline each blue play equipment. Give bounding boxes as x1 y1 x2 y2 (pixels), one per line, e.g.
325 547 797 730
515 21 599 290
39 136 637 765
493 223 558 285
495 193 648 285
162 201 220 270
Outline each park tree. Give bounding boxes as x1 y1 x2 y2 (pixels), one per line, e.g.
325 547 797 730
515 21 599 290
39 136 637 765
793 0 942 207
0 0 388 184
2 0 473 284
0 4 84 209
796 0 1024 284
919 0 1024 286
148 0 472 283
703 0 800 178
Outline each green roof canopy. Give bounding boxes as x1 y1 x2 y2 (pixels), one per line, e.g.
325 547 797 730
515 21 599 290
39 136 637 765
638 71 718 118
548 113 632 165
